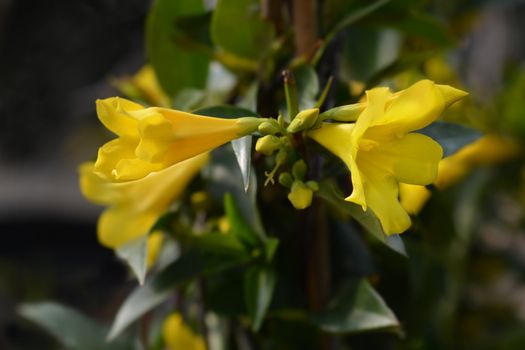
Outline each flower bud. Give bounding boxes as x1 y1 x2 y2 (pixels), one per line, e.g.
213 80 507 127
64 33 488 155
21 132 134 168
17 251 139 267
306 180 319 191
292 159 307 180
255 135 281 155
278 172 293 188
287 108 319 133
287 181 313 210
258 119 281 135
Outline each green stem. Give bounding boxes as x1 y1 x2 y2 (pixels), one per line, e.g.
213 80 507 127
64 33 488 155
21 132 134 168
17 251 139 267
282 70 299 121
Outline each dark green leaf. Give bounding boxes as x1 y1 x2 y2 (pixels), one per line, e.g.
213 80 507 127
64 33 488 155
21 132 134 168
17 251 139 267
224 192 260 248
211 0 275 59
146 0 210 96
19 302 135 350
317 180 386 242
330 0 391 36
244 266 277 331
116 236 148 286
312 278 400 334
174 11 212 46
418 121 482 157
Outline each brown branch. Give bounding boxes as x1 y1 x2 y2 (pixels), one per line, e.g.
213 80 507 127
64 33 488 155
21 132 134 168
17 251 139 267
292 0 318 61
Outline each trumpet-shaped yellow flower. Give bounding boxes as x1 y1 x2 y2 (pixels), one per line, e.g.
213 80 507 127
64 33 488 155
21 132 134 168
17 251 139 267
93 97 261 182
309 80 468 234
163 313 206 350
80 153 208 248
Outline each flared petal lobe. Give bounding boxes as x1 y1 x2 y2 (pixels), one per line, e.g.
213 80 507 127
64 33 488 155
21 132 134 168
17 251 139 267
93 97 260 182
80 153 208 248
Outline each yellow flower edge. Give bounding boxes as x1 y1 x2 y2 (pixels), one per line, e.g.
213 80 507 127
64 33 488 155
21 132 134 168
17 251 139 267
79 153 209 248
309 80 468 235
163 313 206 350
93 97 261 182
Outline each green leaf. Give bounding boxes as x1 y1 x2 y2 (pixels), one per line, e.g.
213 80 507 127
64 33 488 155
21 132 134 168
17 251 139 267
317 180 385 242
107 278 176 341
312 278 400 334
146 0 210 96
211 0 275 59
203 143 266 236
115 236 148 286
330 0 391 36
108 235 249 340
19 302 135 350
418 121 482 157
244 266 277 331
231 136 253 191
233 83 259 191
224 192 260 248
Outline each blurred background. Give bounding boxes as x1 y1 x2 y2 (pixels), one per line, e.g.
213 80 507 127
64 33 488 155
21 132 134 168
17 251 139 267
2 0 525 349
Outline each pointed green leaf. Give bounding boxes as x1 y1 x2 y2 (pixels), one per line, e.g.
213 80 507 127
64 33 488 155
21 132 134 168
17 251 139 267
244 266 277 331
116 236 148 286
146 0 210 96
19 302 134 350
211 0 275 59
312 279 400 334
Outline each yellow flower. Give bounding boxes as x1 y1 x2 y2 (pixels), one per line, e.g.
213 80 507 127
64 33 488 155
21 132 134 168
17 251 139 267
93 97 262 182
435 135 522 189
309 80 467 234
130 65 171 107
79 153 208 248
399 183 431 215
163 313 206 350
146 231 164 269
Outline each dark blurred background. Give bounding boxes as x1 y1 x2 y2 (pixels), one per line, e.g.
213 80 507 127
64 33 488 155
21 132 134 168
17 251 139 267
2 0 525 349
0 1 150 348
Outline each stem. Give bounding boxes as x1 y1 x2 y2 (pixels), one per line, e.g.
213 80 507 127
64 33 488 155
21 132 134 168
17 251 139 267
282 70 298 121
292 0 318 61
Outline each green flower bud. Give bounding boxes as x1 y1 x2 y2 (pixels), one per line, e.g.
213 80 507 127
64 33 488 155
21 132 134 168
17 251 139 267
255 135 281 155
278 172 293 188
287 181 313 210
292 159 307 180
258 119 281 135
236 117 265 134
286 108 319 133
306 180 319 191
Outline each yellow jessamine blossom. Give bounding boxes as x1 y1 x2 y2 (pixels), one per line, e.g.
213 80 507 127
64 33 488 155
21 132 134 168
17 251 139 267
309 80 467 234
146 231 164 269
163 313 206 350
79 153 208 248
130 65 171 107
93 97 261 182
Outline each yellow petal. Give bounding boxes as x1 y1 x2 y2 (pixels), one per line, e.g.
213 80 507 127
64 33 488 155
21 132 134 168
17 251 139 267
96 97 142 137
147 231 164 269
367 133 443 185
436 84 468 108
131 65 171 107
351 87 391 147
163 313 206 350
82 153 209 248
358 171 411 235
98 205 157 247
399 183 431 215
93 137 138 180
369 80 444 137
